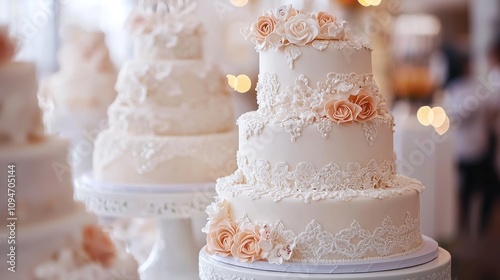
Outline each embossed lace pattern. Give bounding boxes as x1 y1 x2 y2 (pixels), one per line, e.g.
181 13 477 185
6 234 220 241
94 130 236 175
236 212 423 262
109 62 232 135
217 172 424 203
233 152 397 200
204 198 423 264
253 72 393 142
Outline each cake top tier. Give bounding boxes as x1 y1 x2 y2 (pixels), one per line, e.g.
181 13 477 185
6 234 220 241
58 26 115 74
242 5 371 52
127 0 202 60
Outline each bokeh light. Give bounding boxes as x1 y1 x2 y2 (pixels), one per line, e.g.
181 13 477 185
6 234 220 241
417 106 434 126
227 74 252 93
230 0 248 7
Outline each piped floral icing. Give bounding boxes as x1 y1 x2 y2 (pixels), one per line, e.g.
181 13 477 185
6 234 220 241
127 0 201 59
204 198 423 264
242 5 369 52
248 71 392 142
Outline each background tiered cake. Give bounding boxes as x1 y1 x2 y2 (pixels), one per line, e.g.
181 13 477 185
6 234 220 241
0 28 138 280
93 0 237 185
200 5 451 279
39 26 117 177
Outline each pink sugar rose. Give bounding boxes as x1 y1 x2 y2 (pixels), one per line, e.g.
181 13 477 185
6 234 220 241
317 12 346 40
284 14 320 46
325 98 362 124
317 12 335 28
231 226 262 263
253 15 276 44
206 219 238 257
349 91 379 121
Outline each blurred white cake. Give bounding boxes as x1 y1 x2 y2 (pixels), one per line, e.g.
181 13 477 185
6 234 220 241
0 29 138 280
39 26 117 177
93 0 237 185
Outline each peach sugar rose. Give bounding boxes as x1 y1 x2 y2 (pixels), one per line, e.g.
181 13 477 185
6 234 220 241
206 219 238 257
318 12 335 28
231 226 263 263
253 15 276 44
325 98 362 124
349 91 380 121
82 225 116 267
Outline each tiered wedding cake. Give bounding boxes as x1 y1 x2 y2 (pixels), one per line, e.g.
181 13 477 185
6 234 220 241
200 6 451 279
39 27 117 177
0 28 138 280
93 0 237 185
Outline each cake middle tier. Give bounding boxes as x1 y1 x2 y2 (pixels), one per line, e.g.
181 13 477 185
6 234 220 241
93 129 238 185
237 111 395 191
109 60 234 136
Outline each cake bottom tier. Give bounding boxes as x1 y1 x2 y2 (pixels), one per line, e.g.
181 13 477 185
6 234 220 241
206 175 425 263
199 248 452 280
0 137 76 225
93 129 238 185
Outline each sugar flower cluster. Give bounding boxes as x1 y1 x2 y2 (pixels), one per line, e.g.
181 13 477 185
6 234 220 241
203 198 295 264
242 5 348 51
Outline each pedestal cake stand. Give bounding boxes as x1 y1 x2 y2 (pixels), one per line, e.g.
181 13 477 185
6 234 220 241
75 172 215 280
199 237 452 280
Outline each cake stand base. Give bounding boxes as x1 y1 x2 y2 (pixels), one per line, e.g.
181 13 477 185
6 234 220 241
139 218 199 280
75 172 216 280
199 248 452 280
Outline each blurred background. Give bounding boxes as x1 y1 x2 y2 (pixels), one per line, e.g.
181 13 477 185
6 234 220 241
1 0 499 279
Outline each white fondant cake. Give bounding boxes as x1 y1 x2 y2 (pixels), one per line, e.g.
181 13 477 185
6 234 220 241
201 5 451 279
38 27 118 177
93 0 237 185
0 30 139 280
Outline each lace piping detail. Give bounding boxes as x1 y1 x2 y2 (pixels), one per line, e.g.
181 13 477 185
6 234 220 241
239 213 422 262
223 152 404 202
217 172 424 203
254 72 392 142
94 130 237 175
204 199 423 263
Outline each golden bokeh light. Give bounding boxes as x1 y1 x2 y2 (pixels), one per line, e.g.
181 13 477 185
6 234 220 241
358 0 371 7
417 106 433 126
358 0 382 6
227 74 252 93
230 0 248 7
430 106 447 128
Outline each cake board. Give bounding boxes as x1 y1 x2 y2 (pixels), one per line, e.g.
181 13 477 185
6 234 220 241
75 172 216 280
199 247 452 280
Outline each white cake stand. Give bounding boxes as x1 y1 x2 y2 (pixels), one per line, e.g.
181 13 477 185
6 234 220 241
74 172 216 280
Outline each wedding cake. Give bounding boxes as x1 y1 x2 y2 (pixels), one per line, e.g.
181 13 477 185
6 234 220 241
93 0 237 185
200 6 451 279
39 27 117 177
0 28 138 280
